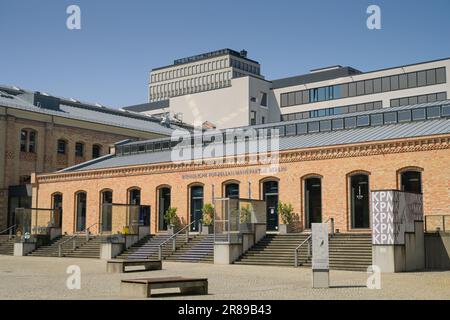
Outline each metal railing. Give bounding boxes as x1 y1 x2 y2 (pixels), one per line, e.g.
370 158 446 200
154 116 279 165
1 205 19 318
58 223 100 257
157 220 197 260
425 215 450 232
294 217 334 267
0 225 17 240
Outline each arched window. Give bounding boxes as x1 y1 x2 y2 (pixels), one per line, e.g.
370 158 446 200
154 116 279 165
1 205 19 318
157 186 171 231
20 129 37 153
190 185 204 232
128 188 141 206
75 192 87 232
52 193 63 228
75 142 84 157
262 179 279 231
304 176 322 229
223 181 239 199
400 170 422 194
100 190 113 232
92 144 102 159
349 173 370 229
57 139 67 155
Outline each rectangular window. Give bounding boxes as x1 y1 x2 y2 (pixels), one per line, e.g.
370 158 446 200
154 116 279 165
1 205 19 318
365 102 374 111
75 143 84 157
302 90 310 104
427 93 437 103
308 121 319 133
250 111 257 125
436 67 446 84
374 101 383 109
260 92 268 106
57 140 66 154
391 99 400 107
398 110 411 122
146 143 153 152
427 106 440 118
285 124 296 136
335 106 348 115
333 85 341 99
318 87 327 101
412 108 426 121
328 119 341 132
280 94 288 107
373 78 382 93
418 94 427 104
310 88 319 102
320 120 331 132
399 74 408 89
426 69 436 85
442 105 450 117
356 81 365 96
288 92 296 106
348 83 357 97
408 96 418 105
364 80 373 94
384 112 397 124
370 114 383 126
341 83 349 98
344 117 356 128
382 77 391 92
348 105 357 113
20 131 27 152
357 115 370 127
417 71 427 86
399 97 409 106
296 123 307 134
408 72 417 88
356 104 365 112
295 91 302 105
390 75 399 91
437 92 447 101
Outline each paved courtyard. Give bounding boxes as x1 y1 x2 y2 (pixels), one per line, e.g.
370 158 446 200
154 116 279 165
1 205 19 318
0 255 449 300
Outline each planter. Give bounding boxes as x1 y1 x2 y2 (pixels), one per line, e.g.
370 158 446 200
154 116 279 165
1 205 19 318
278 224 294 234
201 225 213 235
167 225 175 235
239 223 254 233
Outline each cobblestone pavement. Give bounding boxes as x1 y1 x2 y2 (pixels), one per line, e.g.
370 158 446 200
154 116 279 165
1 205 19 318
0 255 449 300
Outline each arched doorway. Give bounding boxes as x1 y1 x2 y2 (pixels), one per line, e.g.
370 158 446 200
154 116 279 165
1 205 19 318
349 174 370 229
158 187 171 231
190 185 204 232
52 193 63 228
75 192 87 232
304 177 322 229
100 190 113 232
400 170 422 194
263 180 279 231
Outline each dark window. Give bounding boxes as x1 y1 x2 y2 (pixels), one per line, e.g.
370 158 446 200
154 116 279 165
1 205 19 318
332 118 344 130
250 111 256 125
412 108 426 121
399 97 409 106
20 130 27 152
417 71 427 86
280 94 288 107
350 174 370 229
92 145 101 159
384 112 397 124
308 121 319 133
391 99 400 107
75 142 84 157
427 106 440 118
408 96 418 105
57 140 67 154
146 143 153 152
370 113 383 126
373 78 382 93
28 131 36 153
442 105 450 117
357 115 370 127
138 144 145 152
382 77 391 92
364 80 373 94
398 110 411 122
426 69 436 85
407 72 417 88
345 117 356 128
296 123 308 134
285 124 296 136
302 90 310 104
310 88 319 102
399 74 408 89
390 75 399 91
356 81 365 96
436 67 446 84
348 83 357 97
437 92 447 101
320 120 331 132
400 171 422 194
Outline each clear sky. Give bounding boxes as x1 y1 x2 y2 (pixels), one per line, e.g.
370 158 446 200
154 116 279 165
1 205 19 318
1 0 449 108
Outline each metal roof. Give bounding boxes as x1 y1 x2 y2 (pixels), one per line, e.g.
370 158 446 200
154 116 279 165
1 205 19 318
0 87 176 136
67 103 450 172
122 100 170 112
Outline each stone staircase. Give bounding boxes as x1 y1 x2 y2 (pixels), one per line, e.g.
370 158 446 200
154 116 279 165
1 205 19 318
28 235 105 258
165 234 214 263
235 233 372 271
116 233 193 260
0 235 15 255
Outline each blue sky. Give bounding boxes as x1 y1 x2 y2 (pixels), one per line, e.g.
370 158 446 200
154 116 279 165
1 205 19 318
0 0 449 108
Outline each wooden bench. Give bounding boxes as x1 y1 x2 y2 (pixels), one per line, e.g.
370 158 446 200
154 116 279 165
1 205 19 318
120 277 208 298
106 259 162 273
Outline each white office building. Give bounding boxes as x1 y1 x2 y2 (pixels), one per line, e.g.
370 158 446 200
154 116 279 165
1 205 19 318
123 49 449 129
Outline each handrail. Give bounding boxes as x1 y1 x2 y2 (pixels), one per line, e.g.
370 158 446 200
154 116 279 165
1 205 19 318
0 225 17 239
158 220 197 260
58 223 101 257
294 217 334 267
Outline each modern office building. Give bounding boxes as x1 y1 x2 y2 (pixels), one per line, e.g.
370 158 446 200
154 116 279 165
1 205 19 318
123 49 449 130
0 85 187 231
32 100 450 236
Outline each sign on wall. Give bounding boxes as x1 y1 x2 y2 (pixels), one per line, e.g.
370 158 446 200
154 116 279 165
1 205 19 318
371 190 423 245
312 223 329 270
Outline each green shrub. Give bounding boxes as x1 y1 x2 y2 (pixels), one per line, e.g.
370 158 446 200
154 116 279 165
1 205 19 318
240 204 253 223
164 207 178 226
202 203 214 226
278 202 294 224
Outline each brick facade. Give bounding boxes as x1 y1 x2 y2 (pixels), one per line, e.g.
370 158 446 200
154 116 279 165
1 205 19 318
32 134 450 235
